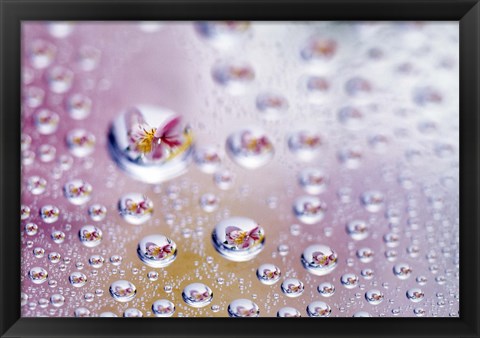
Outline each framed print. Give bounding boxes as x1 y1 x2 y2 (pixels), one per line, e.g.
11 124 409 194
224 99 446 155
1 0 479 337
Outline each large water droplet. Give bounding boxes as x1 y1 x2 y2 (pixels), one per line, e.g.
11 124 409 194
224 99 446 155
108 105 193 183
393 263 412 280
137 234 177 268
293 196 327 224
34 109 59 135
346 220 369 240
226 127 274 169
281 278 304 298
152 299 175 317
30 40 56 69
288 130 322 161
211 216 265 262
277 307 301 317
28 267 48 284
341 273 359 289
227 299 259 317
317 282 335 297
69 271 87 288
298 168 328 194
306 301 331 317
301 244 338 276
39 205 59 223
256 263 281 285
66 129 96 157
255 92 288 120
195 21 250 49
182 283 213 307
47 66 73 94
109 280 137 302
78 225 102 248
365 289 384 305
119 193 153 224
212 61 255 95
64 179 92 205
406 288 424 302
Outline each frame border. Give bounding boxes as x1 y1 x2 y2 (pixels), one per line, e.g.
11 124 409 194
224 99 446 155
1 1 478 337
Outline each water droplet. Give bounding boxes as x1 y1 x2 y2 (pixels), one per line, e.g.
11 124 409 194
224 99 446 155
212 61 255 95
110 255 123 266
47 66 73 93
147 271 158 281
27 176 47 195
119 193 153 225
345 77 372 97
109 280 137 302
302 75 330 103
356 247 374 263
301 36 337 62
213 169 235 190
138 22 164 33
341 273 359 289
226 127 274 169
40 205 59 223
211 216 265 262
277 307 301 317
78 225 102 248
74 307 90 317
200 193 219 212
298 168 328 194
50 294 65 307
393 263 412 280
152 299 175 317
34 109 59 135
78 46 101 72
66 129 96 157
281 278 304 298
406 288 424 302
88 204 107 222
306 301 331 317
413 86 443 106
414 308 426 316
293 196 327 224
67 93 92 120
89 255 105 268
256 263 281 285
182 283 213 307
69 271 87 287
51 230 65 244
361 191 385 212
123 308 143 317
24 86 45 108
288 130 322 161
137 234 177 268
338 146 363 169
365 289 384 305
25 223 38 236
255 92 289 120
28 267 48 284
338 106 365 129
353 311 371 317
30 39 56 69
317 282 335 297
383 232 400 248
301 244 338 276
48 21 74 38
346 220 369 241
195 21 250 49
48 252 61 264
227 299 259 317
108 106 193 183
194 146 221 173
37 144 56 162
63 179 92 205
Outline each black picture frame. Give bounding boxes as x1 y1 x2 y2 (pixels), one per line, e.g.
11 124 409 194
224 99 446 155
1 0 478 337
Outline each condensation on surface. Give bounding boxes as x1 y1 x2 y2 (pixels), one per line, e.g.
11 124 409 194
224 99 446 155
20 21 459 317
